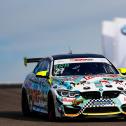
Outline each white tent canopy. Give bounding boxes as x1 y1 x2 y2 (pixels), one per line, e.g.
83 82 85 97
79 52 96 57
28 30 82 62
102 18 126 68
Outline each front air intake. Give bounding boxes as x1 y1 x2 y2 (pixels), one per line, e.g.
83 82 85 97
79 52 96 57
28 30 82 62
84 107 120 113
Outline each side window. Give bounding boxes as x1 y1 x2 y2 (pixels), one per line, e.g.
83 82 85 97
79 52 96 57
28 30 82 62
33 63 40 74
39 59 50 72
33 59 51 74
33 60 45 74
43 60 50 71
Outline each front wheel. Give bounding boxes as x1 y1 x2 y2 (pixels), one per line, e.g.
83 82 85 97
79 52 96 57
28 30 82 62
48 93 56 122
21 89 31 116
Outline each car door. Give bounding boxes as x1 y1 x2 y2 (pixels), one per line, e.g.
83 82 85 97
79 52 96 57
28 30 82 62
28 60 44 111
31 58 51 113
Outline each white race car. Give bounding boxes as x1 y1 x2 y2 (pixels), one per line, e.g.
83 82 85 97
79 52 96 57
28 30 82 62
22 54 126 121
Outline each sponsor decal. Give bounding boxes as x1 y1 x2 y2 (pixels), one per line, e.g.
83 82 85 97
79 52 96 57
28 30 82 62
62 97 75 102
85 76 93 80
63 76 79 82
92 99 113 106
94 81 103 88
117 86 124 90
72 99 83 106
84 74 117 81
63 82 72 90
54 58 110 65
70 58 93 62
105 84 112 88
83 86 90 90
100 80 109 85
108 74 118 78
30 89 42 103
95 83 102 87
114 80 123 84
83 99 115 109
100 80 108 83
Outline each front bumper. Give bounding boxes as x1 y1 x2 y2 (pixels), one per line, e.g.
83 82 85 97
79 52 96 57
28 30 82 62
56 96 126 118
63 105 122 117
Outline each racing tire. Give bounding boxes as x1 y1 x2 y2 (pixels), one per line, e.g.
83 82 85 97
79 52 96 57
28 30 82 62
21 89 31 116
124 117 126 120
48 92 56 122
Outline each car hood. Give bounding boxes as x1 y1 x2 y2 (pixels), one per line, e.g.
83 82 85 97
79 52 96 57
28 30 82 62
52 74 126 92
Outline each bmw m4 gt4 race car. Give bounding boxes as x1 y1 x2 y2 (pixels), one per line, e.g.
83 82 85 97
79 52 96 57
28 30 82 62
22 54 126 121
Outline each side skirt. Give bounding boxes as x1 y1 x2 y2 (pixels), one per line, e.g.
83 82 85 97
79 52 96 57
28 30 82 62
33 105 48 114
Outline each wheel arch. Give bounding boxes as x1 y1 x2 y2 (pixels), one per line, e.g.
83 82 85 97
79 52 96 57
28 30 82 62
48 89 56 103
47 89 56 121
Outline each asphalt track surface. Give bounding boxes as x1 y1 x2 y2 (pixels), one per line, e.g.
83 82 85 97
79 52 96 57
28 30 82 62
0 85 126 126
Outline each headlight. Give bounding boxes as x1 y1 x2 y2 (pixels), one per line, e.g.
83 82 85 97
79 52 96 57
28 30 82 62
117 87 124 91
121 90 126 95
57 90 80 98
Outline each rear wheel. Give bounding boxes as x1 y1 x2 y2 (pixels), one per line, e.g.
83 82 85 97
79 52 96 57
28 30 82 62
48 93 56 122
21 89 31 116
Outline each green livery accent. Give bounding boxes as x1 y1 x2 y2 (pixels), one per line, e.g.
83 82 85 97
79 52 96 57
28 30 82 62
94 81 103 88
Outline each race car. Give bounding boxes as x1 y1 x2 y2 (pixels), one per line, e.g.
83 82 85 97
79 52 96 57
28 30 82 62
22 54 126 121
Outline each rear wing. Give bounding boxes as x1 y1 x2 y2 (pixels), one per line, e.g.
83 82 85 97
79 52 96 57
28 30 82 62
24 57 42 66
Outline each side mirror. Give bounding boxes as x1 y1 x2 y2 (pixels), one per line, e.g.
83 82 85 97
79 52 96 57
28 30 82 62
118 68 126 75
36 70 49 78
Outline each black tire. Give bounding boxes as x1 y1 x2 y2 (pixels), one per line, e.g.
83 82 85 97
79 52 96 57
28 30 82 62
124 116 126 120
48 92 56 122
21 89 31 116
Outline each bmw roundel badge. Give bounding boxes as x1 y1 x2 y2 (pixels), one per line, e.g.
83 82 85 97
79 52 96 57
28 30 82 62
99 88 103 91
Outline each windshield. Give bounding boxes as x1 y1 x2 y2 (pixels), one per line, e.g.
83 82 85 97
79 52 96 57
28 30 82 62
53 58 119 76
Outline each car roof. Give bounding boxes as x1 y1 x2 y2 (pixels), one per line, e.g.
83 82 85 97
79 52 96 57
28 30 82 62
52 54 105 60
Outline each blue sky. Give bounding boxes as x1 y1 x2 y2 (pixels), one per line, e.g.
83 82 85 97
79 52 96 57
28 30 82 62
1 0 126 82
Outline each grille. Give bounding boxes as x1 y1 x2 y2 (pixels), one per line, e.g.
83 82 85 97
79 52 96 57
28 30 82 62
84 107 119 113
81 91 120 99
81 91 101 99
102 91 120 98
